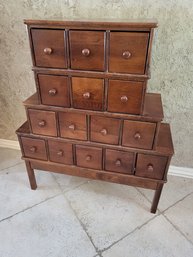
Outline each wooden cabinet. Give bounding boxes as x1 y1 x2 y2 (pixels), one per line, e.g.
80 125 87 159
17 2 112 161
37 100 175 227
16 19 174 214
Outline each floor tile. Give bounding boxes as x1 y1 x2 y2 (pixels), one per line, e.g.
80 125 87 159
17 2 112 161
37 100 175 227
102 215 193 257
0 195 96 257
65 180 155 250
164 192 193 243
138 175 193 211
0 148 22 170
0 163 61 220
52 172 89 192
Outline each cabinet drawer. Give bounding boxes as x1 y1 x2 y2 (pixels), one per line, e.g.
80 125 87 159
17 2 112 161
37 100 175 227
90 116 121 145
69 31 105 71
107 80 144 114
21 136 47 160
28 109 57 137
122 120 156 149
109 32 149 74
31 29 67 68
135 154 168 180
76 145 102 170
72 77 104 111
105 149 134 174
48 140 73 165
59 112 87 140
38 74 70 107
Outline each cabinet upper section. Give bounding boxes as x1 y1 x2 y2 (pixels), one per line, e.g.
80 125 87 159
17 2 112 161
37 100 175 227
25 19 157 75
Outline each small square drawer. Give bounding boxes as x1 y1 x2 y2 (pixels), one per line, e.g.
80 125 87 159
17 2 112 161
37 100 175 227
72 77 104 111
107 80 144 114
135 154 168 180
28 109 57 137
38 74 70 107
21 136 47 160
109 32 149 74
69 31 105 71
48 140 73 165
105 149 134 174
76 145 102 170
31 29 67 68
122 120 156 149
90 116 121 145
59 112 87 140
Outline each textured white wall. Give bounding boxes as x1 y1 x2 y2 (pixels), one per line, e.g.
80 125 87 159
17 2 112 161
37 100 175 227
0 0 193 167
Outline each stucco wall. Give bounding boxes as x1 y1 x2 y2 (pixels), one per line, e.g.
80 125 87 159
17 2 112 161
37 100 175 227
0 0 193 167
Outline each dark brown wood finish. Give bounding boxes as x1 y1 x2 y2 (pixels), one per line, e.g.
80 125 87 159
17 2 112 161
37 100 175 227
48 140 73 164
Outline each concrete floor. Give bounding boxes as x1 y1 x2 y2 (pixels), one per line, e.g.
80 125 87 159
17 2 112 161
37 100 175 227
0 147 193 257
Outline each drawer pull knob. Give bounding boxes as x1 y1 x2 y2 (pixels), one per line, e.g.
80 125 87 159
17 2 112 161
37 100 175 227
122 51 131 59
100 128 107 136
44 47 52 55
82 48 90 57
86 155 92 161
83 92 90 99
134 132 141 140
147 164 154 172
38 120 46 127
48 88 57 96
30 146 36 153
115 159 122 167
57 150 64 156
120 95 128 102
69 124 75 130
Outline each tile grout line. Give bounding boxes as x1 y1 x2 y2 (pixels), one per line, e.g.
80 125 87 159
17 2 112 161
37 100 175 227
0 193 62 223
0 161 24 173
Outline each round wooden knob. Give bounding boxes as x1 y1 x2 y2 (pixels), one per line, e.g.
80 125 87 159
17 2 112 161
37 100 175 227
147 164 154 172
38 120 46 127
30 146 36 153
83 92 90 99
86 155 92 161
120 95 128 102
44 47 52 55
122 51 131 59
48 88 57 96
115 159 121 167
82 48 90 56
134 132 141 140
100 128 107 136
57 150 63 156
69 124 75 130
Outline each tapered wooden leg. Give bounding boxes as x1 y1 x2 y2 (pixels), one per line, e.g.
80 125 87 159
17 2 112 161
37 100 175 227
151 183 163 213
25 161 37 190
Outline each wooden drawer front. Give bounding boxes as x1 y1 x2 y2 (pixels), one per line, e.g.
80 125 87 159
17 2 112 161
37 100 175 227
31 29 67 68
38 74 70 107
28 109 57 137
48 140 73 165
109 32 149 74
107 80 144 114
135 154 168 180
69 31 105 71
21 136 47 160
105 149 134 174
122 120 156 149
90 116 121 145
72 77 104 111
76 145 102 170
59 112 87 140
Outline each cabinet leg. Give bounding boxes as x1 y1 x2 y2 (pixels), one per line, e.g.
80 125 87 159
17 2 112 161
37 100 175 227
151 183 163 213
25 161 37 190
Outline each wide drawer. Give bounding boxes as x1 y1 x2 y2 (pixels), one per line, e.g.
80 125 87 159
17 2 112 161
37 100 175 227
21 136 47 160
31 29 67 68
69 30 105 71
38 74 70 107
76 145 102 170
135 154 168 180
109 32 149 74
